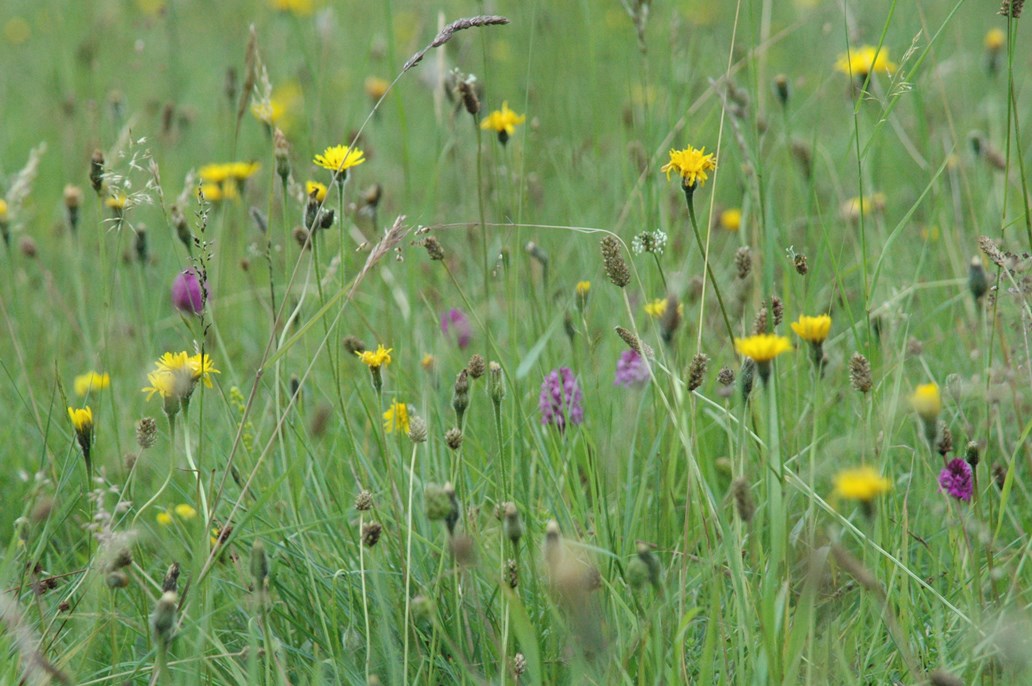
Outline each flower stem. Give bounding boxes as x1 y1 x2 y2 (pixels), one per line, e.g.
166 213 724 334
686 195 735 345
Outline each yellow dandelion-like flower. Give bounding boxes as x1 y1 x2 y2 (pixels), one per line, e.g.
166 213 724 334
156 511 174 526
840 192 886 221
790 314 832 345
142 370 178 401
910 383 941 421
421 353 434 370
0 199 8 222
644 298 668 318
269 0 315 16
719 208 742 232
74 371 110 397
985 28 1006 52
313 145 366 175
480 101 526 140
187 353 220 387
68 406 94 433
305 180 328 203
105 194 128 211
174 504 197 520
661 145 717 189
575 281 591 297
834 466 892 502
198 163 231 184
733 334 793 363
383 400 410 434
227 161 261 181
198 183 224 203
365 76 390 100
834 45 898 78
356 344 392 369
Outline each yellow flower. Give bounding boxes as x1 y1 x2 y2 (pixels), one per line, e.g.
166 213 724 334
250 82 303 132
0 199 8 222
421 353 434 370
313 145 366 175
199 164 231 184
305 181 328 202
834 45 898 78
661 145 717 189
910 383 941 421
790 314 832 344
227 161 261 181
575 281 591 297
142 370 178 401
269 0 316 15
734 334 793 363
174 504 197 520
480 101 526 139
356 344 392 369
985 28 1006 52
156 511 174 526
365 76 390 100
645 299 667 318
74 371 110 397
719 208 742 232
383 400 410 434
834 466 891 502
198 183 224 203
68 406 94 433
105 194 128 211
144 351 219 402
840 193 885 221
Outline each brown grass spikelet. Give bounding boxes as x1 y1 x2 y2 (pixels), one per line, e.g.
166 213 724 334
928 669 964 686
660 294 681 344
403 15 511 72
1000 0 1025 18
731 478 754 523
615 326 654 358
978 235 1006 267
361 521 382 548
687 353 709 391
849 353 873 393
420 235 445 261
735 246 752 280
601 236 631 287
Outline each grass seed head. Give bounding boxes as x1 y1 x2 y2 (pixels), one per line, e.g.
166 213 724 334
600 236 631 288
849 353 873 393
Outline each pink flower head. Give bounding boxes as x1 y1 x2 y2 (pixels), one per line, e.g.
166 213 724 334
614 350 649 388
938 458 973 502
440 308 472 349
539 367 584 432
172 268 207 315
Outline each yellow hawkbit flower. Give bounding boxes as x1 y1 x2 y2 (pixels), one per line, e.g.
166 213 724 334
734 334 793 363
834 466 891 502
365 76 390 101
356 344 392 369
790 314 832 344
421 353 434 370
840 193 886 221
105 194 128 211
198 164 231 184
985 28 1006 51
645 299 667 318
719 208 742 232
156 511 174 526
74 371 110 397
269 0 315 15
142 370 179 401
661 145 717 190
68 406 94 435
834 45 898 78
227 161 261 181
174 504 197 520
910 383 941 421
481 101 526 144
383 400 410 434
575 281 591 297
305 181 328 202
0 199 8 222
313 145 366 175
187 353 220 387
198 183 224 203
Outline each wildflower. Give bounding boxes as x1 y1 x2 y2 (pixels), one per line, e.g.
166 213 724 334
467 354 486 379
305 180 327 203
313 144 366 180
575 280 591 309
939 459 974 502
156 511 173 526
383 400 410 434
969 257 988 303
791 314 832 369
833 466 891 505
356 344 392 393
661 145 717 193
539 367 585 431
143 351 220 416
74 371 110 397
911 382 942 447
840 193 886 221
985 28 1006 55
63 185 83 233
364 76 390 101
68 406 94 472
631 229 668 255
645 298 667 318
615 349 649 388
440 308 472 349
734 334 793 384
105 194 128 216
174 504 197 520
0 199 8 246
171 268 206 315
407 414 428 443
480 101 526 144
719 208 742 232
489 361 506 405
834 45 898 79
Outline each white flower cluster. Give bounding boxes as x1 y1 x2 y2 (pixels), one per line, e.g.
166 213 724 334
631 229 668 256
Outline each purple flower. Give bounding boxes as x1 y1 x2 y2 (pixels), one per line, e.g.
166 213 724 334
938 458 973 502
539 367 584 431
440 308 472 349
171 268 206 315
614 350 650 388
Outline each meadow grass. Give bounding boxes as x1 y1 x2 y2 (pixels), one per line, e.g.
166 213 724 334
1 0 1031 683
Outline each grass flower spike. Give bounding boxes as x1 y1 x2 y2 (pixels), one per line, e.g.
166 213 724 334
313 144 366 180
661 145 716 193
68 406 94 475
734 334 793 384
480 101 526 144
74 371 110 397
